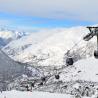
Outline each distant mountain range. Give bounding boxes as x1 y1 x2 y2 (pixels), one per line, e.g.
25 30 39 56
0 28 29 48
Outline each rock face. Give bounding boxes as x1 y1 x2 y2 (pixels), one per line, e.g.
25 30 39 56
0 50 25 90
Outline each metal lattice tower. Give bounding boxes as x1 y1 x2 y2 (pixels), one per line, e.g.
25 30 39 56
83 26 98 58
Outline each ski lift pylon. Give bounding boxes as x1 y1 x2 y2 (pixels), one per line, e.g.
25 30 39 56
83 26 98 58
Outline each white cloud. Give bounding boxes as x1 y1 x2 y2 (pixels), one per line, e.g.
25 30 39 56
0 0 98 22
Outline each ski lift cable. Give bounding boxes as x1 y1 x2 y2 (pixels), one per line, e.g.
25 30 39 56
54 34 92 76
80 43 92 57
65 34 86 56
64 34 86 66
21 32 91 90
58 34 89 71
49 34 88 77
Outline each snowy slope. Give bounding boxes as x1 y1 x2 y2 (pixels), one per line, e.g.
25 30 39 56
3 26 95 66
0 90 72 98
60 57 98 82
1 58 98 98
0 50 24 76
0 50 25 90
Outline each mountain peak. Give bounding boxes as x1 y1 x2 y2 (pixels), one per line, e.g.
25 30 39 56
0 27 29 48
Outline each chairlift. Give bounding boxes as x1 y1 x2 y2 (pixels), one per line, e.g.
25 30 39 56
66 57 74 66
38 82 43 86
54 68 60 79
94 50 98 59
55 74 60 79
65 50 74 66
41 77 46 82
31 82 35 87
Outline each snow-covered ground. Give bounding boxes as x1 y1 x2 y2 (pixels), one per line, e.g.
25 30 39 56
60 57 98 82
5 57 98 98
0 90 72 98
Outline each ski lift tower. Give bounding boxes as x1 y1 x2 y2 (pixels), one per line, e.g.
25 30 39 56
83 26 98 58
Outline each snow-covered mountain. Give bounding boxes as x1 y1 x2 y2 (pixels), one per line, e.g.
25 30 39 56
3 26 96 66
1 26 98 98
0 28 29 48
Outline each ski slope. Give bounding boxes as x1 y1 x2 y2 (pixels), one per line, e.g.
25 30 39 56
0 90 72 98
75 57 98 81
1 58 98 98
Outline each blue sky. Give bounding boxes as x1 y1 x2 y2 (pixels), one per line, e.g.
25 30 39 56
0 0 98 31
0 12 95 31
